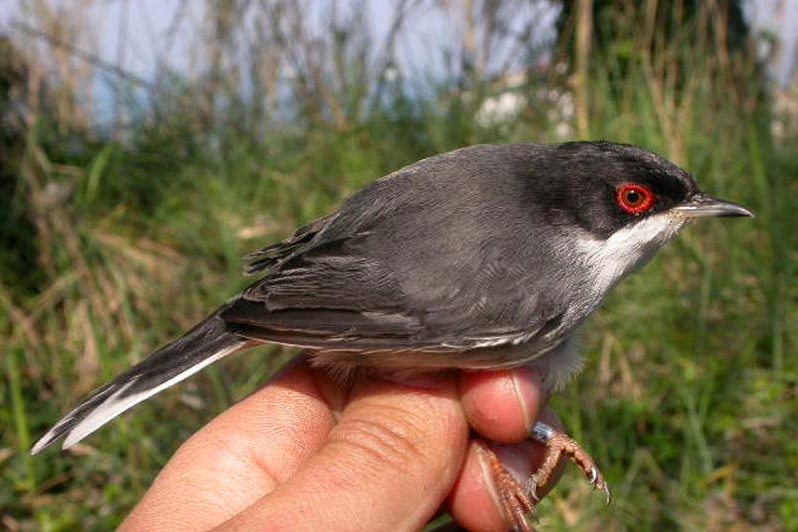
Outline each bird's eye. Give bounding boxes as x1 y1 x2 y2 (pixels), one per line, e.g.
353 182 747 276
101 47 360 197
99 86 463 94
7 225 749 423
616 183 655 214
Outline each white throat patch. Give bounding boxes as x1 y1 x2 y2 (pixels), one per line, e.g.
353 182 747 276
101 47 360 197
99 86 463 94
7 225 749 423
574 212 686 291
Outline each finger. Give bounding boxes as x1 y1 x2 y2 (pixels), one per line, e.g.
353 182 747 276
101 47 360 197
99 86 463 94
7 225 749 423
447 407 566 531
214 373 470 531
459 366 547 443
121 356 338 531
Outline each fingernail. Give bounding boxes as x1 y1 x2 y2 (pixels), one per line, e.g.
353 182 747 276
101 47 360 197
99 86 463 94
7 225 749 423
494 444 533 484
511 366 544 430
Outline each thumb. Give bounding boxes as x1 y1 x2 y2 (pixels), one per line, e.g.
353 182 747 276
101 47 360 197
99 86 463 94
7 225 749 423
214 373 470 531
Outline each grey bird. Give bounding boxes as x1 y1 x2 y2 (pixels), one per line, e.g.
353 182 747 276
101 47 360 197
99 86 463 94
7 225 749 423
32 141 752 530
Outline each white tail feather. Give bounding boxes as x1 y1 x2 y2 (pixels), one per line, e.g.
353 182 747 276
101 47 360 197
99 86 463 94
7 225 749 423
32 343 243 454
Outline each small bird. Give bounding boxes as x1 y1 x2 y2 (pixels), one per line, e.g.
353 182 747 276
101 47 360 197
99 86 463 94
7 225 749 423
32 142 751 530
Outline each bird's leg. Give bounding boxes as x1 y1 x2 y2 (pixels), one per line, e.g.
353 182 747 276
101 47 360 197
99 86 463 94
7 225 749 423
528 421 611 504
479 440 535 532
479 423 610 531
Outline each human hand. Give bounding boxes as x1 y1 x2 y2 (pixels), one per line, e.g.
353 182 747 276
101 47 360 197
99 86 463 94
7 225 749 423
120 355 564 531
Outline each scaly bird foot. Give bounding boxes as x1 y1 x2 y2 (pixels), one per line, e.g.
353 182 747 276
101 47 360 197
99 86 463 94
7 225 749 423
528 421 611 504
480 440 535 532
480 422 610 531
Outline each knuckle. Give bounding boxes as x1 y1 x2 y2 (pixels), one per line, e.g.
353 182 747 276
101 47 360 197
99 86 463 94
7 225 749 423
332 409 431 477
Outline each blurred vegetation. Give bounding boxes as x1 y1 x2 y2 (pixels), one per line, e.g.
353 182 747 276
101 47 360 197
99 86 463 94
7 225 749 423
1 0 796 530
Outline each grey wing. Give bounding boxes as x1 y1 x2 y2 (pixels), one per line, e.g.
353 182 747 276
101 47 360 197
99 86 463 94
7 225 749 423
222 213 565 361
223 237 438 351
243 213 338 275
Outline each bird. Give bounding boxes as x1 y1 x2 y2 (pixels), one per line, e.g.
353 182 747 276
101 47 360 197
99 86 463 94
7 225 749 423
31 141 752 530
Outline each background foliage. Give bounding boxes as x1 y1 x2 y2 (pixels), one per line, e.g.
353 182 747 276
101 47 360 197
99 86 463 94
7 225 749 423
1 1 796 530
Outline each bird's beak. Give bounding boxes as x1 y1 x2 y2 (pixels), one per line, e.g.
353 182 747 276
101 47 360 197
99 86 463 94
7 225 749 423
671 192 754 219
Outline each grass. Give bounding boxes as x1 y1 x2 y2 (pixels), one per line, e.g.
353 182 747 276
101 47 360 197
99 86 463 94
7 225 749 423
2 4 797 530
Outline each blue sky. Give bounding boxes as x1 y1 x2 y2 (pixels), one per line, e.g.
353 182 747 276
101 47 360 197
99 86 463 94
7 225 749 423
73 0 559 81
1 0 795 98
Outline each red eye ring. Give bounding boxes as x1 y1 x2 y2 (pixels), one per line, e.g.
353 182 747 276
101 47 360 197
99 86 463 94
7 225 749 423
616 183 655 214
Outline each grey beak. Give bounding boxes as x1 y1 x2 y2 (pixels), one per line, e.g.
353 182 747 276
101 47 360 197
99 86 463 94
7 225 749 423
671 192 754 218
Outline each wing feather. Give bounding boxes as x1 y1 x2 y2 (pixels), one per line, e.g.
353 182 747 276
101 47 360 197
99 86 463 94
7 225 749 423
229 152 573 355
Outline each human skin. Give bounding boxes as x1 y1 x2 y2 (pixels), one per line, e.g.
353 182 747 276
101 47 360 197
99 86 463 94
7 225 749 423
120 355 564 531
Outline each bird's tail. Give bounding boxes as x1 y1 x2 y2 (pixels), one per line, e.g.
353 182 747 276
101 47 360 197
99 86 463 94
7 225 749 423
31 310 247 454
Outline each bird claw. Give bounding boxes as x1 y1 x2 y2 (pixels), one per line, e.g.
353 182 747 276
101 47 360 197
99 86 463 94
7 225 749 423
588 466 597 484
586 465 611 505
525 475 540 503
528 422 612 507
481 425 612 531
